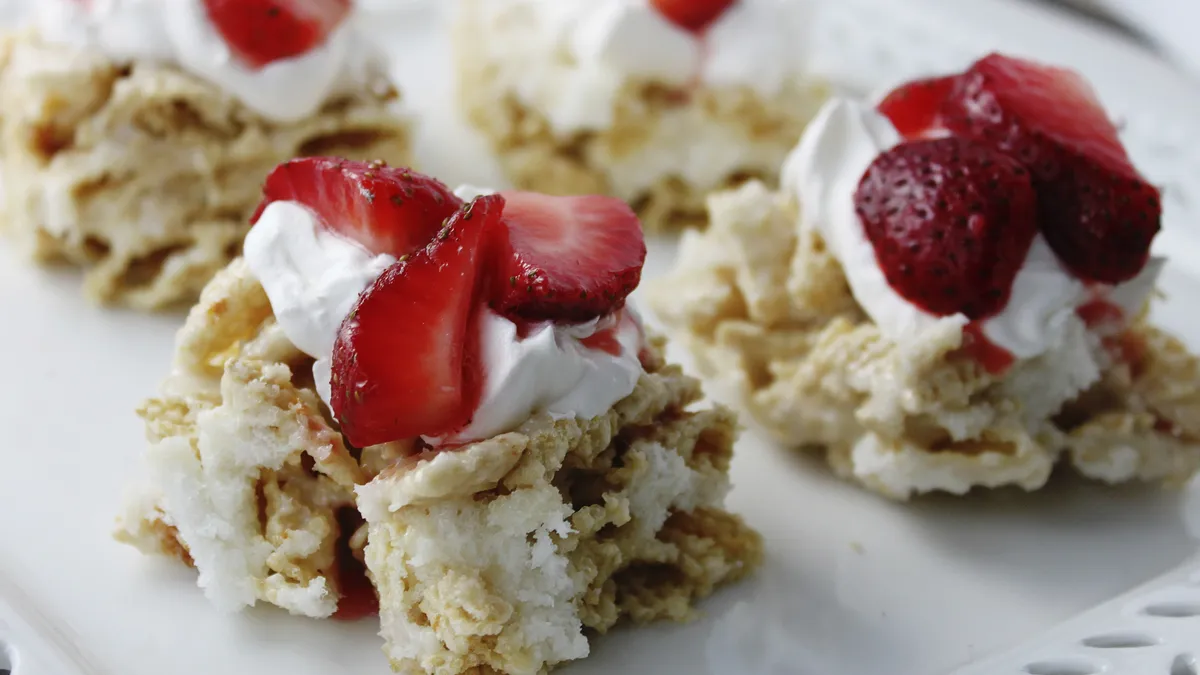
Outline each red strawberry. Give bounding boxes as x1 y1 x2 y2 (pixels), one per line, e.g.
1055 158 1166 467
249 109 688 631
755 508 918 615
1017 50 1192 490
253 158 462 258
489 192 646 323
650 0 736 33
877 75 958 139
330 195 504 447
854 137 1038 319
940 53 1161 284
202 0 351 69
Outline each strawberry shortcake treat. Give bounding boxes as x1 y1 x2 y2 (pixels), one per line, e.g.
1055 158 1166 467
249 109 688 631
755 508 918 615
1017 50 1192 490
117 159 761 673
651 53 1200 500
453 0 827 231
0 0 409 309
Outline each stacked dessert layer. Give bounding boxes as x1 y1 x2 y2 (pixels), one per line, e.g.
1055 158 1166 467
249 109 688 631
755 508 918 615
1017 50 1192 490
118 159 761 674
653 181 1200 498
651 55 1200 499
0 1 410 309
453 0 826 231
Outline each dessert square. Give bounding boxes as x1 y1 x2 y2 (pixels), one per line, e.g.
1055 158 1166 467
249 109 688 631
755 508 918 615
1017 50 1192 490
119 260 760 671
118 161 760 673
650 54 1200 500
653 181 1200 499
0 24 409 309
452 0 827 231
359 338 757 674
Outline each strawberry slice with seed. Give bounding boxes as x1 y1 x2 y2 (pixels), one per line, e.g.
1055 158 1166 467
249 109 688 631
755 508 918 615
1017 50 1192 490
489 193 646 323
877 75 958 139
329 195 504 447
253 158 462 259
940 53 1161 283
854 136 1039 319
650 0 736 33
202 0 352 69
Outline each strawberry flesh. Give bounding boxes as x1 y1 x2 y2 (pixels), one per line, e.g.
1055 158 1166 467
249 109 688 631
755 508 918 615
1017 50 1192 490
489 192 646 323
329 195 504 447
854 137 1039 319
940 53 1161 283
202 0 351 69
877 75 958 139
650 0 736 33
253 158 462 259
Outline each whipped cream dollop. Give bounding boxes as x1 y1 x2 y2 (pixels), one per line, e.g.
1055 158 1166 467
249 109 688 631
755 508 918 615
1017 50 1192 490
34 0 385 122
478 0 813 134
783 97 1163 361
427 308 644 446
244 197 645 447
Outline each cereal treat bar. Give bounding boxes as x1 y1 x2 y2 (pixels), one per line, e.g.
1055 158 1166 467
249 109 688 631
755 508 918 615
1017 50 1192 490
118 260 761 672
652 50 1200 500
358 341 758 674
649 180 1200 500
452 0 826 231
0 25 409 309
116 262 373 616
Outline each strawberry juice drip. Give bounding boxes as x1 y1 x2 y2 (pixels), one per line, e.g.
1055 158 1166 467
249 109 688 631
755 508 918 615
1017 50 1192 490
331 507 379 621
1076 292 1141 367
961 323 1015 375
512 310 633 358
579 328 623 357
578 309 636 357
1076 297 1125 329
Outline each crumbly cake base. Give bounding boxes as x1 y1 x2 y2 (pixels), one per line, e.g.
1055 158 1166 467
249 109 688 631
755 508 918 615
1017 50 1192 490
452 5 826 232
358 342 755 675
648 180 1200 500
117 261 373 616
120 259 761 673
0 30 411 310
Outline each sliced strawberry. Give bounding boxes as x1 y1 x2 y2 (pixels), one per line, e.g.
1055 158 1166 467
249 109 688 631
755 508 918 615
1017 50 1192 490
329 195 504 447
253 158 462 259
940 53 1161 284
489 193 646 323
854 137 1039 319
650 0 736 33
202 0 351 69
877 75 958 139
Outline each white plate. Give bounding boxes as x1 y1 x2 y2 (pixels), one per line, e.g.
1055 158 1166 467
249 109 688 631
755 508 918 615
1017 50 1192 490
1 1 1199 674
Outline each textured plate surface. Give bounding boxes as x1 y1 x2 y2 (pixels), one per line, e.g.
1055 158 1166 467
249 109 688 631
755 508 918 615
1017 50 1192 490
1 1 1198 674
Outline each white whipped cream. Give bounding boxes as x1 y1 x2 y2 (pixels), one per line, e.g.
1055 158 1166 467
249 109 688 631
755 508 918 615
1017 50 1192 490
476 0 814 134
427 309 644 446
34 0 385 122
783 97 1163 360
243 201 395 407
244 198 645 446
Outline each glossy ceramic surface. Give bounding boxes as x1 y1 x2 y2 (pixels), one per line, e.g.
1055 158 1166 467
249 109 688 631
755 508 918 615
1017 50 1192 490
1 1 1198 674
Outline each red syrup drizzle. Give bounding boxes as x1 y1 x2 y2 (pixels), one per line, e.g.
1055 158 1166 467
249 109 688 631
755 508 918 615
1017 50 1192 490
960 323 1015 375
331 507 378 621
